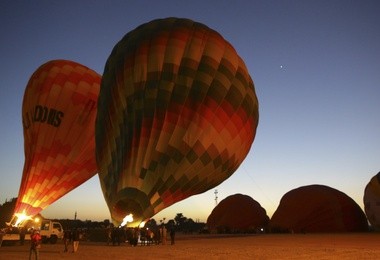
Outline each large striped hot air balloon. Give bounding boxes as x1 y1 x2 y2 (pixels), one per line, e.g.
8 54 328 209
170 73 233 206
13 60 100 225
96 18 259 227
364 172 380 230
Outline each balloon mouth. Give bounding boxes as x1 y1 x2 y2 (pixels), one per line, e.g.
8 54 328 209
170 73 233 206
114 199 143 223
12 210 33 227
111 188 154 227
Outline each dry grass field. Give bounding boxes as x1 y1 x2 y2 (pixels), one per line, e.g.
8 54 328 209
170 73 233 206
1 233 379 259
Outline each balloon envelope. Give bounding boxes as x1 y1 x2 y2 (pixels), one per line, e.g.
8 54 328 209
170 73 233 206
14 59 100 218
270 185 368 233
363 172 380 230
96 18 259 226
207 193 269 232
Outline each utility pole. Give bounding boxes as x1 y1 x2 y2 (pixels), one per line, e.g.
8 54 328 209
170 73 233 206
214 189 218 206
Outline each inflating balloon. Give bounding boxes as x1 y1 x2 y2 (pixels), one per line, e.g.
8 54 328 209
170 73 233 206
14 59 100 224
270 184 368 233
207 194 269 232
96 18 259 226
363 172 380 230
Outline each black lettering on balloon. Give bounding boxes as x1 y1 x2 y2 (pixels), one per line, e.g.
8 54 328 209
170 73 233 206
33 105 44 122
47 109 57 125
26 105 65 128
54 111 64 127
40 106 48 123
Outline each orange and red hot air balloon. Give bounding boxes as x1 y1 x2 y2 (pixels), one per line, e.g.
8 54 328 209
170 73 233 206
96 18 259 227
13 59 100 225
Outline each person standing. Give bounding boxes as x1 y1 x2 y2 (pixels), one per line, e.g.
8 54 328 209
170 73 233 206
160 225 167 245
112 227 121 246
19 226 26 245
72 228 80 252
29 229 41 260
154 227 160 245
132 228 139 246
106 225 112 245
170 227 175 245
63 229 72 252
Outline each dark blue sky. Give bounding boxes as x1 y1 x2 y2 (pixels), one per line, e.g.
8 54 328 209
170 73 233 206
1 1 379 222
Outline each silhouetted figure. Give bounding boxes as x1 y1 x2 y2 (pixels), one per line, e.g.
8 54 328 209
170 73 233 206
19 227 26 245
72 228 80 252
112 227 122 246
125 227 139 246
170 227 175 245
153 227 160 245
106 225 112 245
29 229 41 260
133 228 139 246
63 229 72 252
146 228 154 245
160 225 167 245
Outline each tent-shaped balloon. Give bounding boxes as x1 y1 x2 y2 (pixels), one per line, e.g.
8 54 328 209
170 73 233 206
96 17 259 227
270 184 368 233
14 59 100 222
363 171 380 230
207 193 269 233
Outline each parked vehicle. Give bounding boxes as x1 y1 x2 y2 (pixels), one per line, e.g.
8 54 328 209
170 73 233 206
0 219 63 246
39 219 64 244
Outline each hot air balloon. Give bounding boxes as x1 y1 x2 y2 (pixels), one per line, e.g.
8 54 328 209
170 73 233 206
270 185 368 233
207 193 269 233
13 59 100 225
363 172 380 230
96 18 259 227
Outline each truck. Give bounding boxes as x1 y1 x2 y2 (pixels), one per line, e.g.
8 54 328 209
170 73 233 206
39 219 64 244
0 219 63 246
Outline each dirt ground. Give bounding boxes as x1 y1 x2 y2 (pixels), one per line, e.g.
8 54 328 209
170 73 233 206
1 233 379 260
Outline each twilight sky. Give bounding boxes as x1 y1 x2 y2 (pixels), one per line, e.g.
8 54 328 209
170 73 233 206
1 1 379 223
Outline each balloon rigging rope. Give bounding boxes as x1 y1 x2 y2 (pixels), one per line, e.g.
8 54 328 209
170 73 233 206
240 164 277 215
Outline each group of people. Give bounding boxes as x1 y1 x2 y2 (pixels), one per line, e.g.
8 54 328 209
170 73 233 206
26 227 81 259
106 224 176 246
107 226 125 246
26 224 175 260
158 225 175 245
106 226 144 246
63 228 81 253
